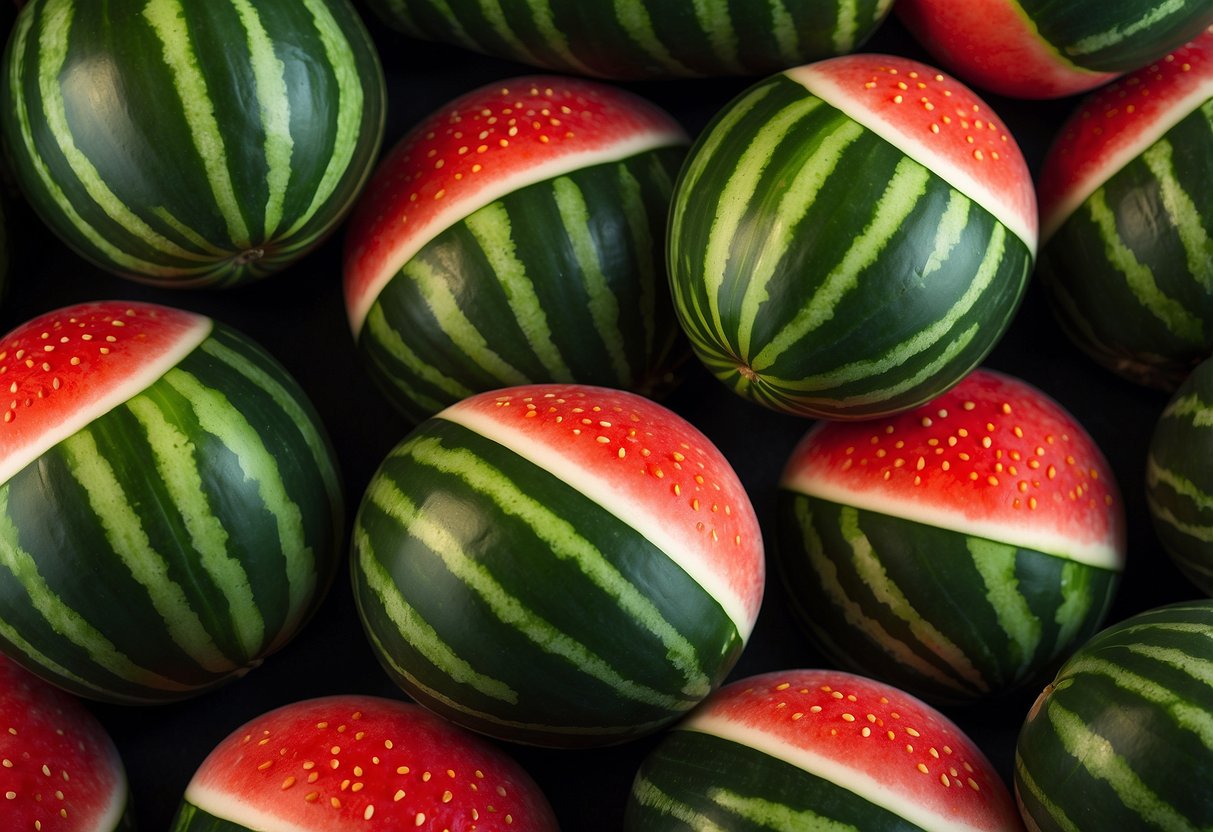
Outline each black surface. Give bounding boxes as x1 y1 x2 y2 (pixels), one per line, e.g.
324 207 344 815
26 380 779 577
0 8 1195 830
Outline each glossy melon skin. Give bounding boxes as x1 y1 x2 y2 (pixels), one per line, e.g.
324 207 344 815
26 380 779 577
667 69 1033 420
350 384 762 748
361 0 894 80
1015 601 1213 830
1038 89 1213 390
1147 356 1213 596
357 147 689 424
0 0 385 287
0 318 345 704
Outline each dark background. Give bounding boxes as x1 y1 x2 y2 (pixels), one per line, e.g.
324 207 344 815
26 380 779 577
0 4 1197 829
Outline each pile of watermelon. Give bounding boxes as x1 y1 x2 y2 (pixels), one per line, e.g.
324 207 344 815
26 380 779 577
0 0 1211 829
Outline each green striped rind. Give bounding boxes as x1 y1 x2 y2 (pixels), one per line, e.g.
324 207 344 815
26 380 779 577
0 0 385 287
1018 0 1213 74
358 149 686 423
1014 601 1213 831
1038 101 1213 391
350 417 744 747
1146 358 1213 596
667 73 1032 420
774 493 1119 704
0 324 344 704
361 0 894 79
625 730 916 831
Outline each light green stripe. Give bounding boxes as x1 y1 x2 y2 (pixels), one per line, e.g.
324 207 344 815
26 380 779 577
630 777 729 832
364 302 475 404
403 435 711 698
1087 186 1203 343
1067 0 1188 57
619 161 659 362
691 0 742 72
1146 492 1213 544
0 617 125 700
612 0 696 75
464 203 573 379
198 337 340 508
162 368 313 632
1159 390 1213 427
230 0 291 238
832 0 858 52
285 0 371 236
754 157 931 370
769 0 799 63
126 395 263 660
475 0 544 65
1047 699 1199 830
0 483 195 691
1147 452 1213 512
1065 651 1213 747
1054 560 1096 654
1015 750 1083 832
710 788 861 831
553 176 631 385
411 0 479 48
521 0 596 74
1142 140 1211 291
402 255 531 386
840 506 988 690
143 0 251 247
703 95 825 352
736 117 863 358
25 0 205 266
355 526 517 704
63 429 232 673
793 499 975 693
968 537 1041 677
369 459 688 710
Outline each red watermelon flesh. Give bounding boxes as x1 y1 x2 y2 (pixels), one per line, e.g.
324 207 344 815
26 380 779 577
682 669 1020 830
787 54 1039 254
0 301 212 486
781 368 1125 570
342 75 688 335
440 383 765 640
182 695 559 831
1038 27 1213 240
895 0 1117 99
0 654 129 832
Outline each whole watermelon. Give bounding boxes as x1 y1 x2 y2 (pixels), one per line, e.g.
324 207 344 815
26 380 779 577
0 301 344 704
0 0 385 287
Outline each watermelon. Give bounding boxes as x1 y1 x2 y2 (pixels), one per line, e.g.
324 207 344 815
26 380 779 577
625 668 1021 830
350 383 765 747
1146 354 1213 596
896 0 1213 99
1014 600 1213 830
0 0 385 288
0 301 344 704
775 368 1126 704
0 653 133 831
1035 29 1213 390
667 53 1037 420
360 0 895 80
170 694 558 831
343 75 689 423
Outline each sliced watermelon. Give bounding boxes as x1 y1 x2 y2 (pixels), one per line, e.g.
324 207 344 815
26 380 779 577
1039 28 1213 240
626 668 1020 830
787 55 1038 252
667 54 1036 419
0 654 132 831
0 302 212 485
343 75 688 336
776 368 1125 702
351 383 765 746
171 694 558 831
